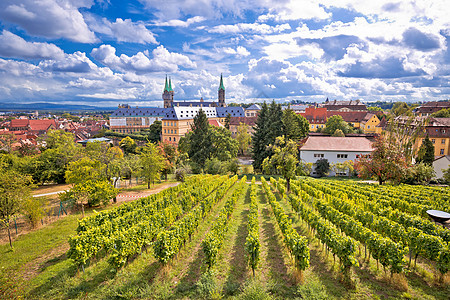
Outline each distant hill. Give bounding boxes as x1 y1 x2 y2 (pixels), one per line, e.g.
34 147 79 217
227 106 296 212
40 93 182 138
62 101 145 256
0 102 115 112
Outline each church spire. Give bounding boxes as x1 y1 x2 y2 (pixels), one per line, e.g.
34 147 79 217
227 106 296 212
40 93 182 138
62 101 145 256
219 73 225 91
164 75 169 92
168 77 173 92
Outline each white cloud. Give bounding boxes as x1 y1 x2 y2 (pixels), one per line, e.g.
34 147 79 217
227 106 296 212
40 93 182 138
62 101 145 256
223 46 250 57
0 30 64 60
153 16 206 27
85 16 158 44
209 23 291 34
91 44 197 73
0 0 97 43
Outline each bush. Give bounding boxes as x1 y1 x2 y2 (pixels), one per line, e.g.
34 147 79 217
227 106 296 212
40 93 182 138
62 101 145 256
22 196 48 228
238 279 272 300
314 158 330 177
205 158 226 175
402 163 435 185
443 167 450 184
296 280 329 300
196 270 220 299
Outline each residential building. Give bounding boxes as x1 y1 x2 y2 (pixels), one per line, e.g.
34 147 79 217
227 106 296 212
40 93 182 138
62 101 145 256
245 104 261 117
322 99 367 111
299 136 373 176
416 118 450 157
414 101 450 117
229 116 257 138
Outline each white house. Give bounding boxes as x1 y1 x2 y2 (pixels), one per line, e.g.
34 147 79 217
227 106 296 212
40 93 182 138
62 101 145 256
433 155 450 180
299 136 373 176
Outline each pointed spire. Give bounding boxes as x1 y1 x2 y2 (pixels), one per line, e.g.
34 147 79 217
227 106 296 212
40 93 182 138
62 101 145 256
168 77 173 92
164 75 169 92
219 73 225 91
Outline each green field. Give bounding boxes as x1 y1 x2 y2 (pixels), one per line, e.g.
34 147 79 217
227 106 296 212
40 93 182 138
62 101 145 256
1 175 449 299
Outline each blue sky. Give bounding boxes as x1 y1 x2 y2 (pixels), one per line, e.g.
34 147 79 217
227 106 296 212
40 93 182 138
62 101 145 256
0 0 449 107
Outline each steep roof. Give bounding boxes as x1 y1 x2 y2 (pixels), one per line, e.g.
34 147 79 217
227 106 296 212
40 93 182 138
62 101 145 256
110 107 166 117
300 136 373 152
246 104 261 111
216 106 245 117
10 119 29 128
326 111 368 123
28 119 56 131
208 120 224 127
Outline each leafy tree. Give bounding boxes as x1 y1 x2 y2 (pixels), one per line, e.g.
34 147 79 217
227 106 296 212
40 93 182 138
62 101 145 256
210 126 238 161
139 142 165 188
0 132 16 153
282 107 309 141
188 109 212 168
297 161 313 176
84 141 123 180
323 115 353 135
431 108 450 118
402 163 435 185
236 122 251 155
391 102 414 117
147 120 162 143
205 157 225 175
119 136 137 154
314 158 330 178
331 160 354 176
0 169 33 248
66 157 106 183
416 135 435 165
355 135 408 185
332 129 345 137
22 196 48 229
158 142 178 180
262 136 298 192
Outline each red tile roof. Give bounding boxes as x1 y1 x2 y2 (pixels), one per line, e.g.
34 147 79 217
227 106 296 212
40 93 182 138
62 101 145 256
300 136 373 152
10 119 30 128
29 119 57 131
208 120 224 127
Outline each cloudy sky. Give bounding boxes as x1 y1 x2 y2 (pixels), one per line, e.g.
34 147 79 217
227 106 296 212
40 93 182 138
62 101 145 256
0 0 449 107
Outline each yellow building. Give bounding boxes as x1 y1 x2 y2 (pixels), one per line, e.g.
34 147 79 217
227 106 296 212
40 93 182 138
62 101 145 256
360 113 382 134
415 118 450 157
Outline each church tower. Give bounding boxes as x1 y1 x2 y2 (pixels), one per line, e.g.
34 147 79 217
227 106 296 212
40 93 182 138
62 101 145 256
218 74 226 107
162 76 174 108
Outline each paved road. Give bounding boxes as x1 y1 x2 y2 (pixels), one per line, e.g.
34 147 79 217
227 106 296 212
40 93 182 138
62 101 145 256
33 191 67 197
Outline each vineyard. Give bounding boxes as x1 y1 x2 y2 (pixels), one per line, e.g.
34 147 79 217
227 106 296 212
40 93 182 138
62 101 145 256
1 175 449 299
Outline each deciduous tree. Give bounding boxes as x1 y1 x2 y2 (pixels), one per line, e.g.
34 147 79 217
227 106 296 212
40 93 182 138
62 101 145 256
139 142 165 188
262 136 298 192
236 122 251 155
323 115 353 135
0 169 33 248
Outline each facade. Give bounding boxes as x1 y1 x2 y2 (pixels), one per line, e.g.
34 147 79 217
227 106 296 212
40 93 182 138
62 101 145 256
229 116 257 138
299 136 373 176
110 75 244 146
414 101 450 117
416 118 450 157
245 104 261 117
9 119 57 135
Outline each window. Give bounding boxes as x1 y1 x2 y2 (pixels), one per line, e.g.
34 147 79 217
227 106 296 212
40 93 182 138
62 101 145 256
441 149 445 155
174 130 177 134
314 153 324 158
432 139 436 144
164 129 166 133
442 139 446 144
337 154 348 159
367 125 370 129
169 137 171 141
173 137 176 142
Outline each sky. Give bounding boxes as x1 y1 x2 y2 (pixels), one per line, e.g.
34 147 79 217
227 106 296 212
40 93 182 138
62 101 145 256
0 0 449 108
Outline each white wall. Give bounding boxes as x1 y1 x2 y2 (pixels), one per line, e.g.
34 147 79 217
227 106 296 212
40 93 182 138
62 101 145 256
433 157 450 179
300 150 371 176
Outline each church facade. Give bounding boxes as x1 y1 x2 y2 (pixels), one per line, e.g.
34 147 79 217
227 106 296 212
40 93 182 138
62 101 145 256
109 75 244 145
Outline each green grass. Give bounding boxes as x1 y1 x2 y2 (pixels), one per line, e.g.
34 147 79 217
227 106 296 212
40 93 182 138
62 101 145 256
1 178 449 300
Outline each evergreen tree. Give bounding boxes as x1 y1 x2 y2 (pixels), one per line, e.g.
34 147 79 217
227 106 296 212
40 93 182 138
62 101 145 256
416 135 435 165
252 102 269 171
282 106 309 141
189 109 212 168
224 113 231 130
252 101 284 171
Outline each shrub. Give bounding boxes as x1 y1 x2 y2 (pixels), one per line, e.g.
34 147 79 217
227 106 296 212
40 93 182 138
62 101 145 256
238 279 272 300
22 196 48 228
314 158 330 177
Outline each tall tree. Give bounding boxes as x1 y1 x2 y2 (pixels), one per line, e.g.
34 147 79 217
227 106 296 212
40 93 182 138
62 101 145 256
210 126 238 161
0 169 33 248
147 120 162 143
252 101 283 171
282 107 309 141
236 122 251 155
262 136 298 192
323 115 353 135
224 113 231 130
158 142 178 180
188 109 212 168
139 142 165 188
252 102 269 171
416 135 435 165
